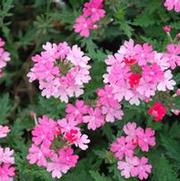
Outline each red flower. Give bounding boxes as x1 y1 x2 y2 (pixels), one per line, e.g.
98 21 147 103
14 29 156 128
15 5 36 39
124 57 136 65
147 102 167 121
129 73 141 88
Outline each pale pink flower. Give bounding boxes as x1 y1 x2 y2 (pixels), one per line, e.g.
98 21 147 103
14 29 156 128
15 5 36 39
101 105 123 122
131 157 152 180
172 109 180 115
117 156 139 178
27 144 52 167
0 125 10 138
0 37 10 77
136 128 156 152
83 107 105 130
164 0 180 12
123 122 138 143
0 147 14 164
74 134 90 150
157 70 176 91
57 42 70 59
47 147 78 179
110 136 135 160
165 44 180 69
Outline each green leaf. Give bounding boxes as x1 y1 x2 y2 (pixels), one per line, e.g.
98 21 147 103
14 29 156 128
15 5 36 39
160 134 180 168
174 96 180 109
152 155 178 181
0 94 11 124
90 171 112 181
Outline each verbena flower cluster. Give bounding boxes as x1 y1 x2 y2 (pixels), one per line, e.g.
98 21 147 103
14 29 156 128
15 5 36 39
27 115 89 179
65 88 123 131
164 0 180 12
27 42 91 102
74 0 105 37
27 93 124 178
110 122 156 180
0 37 10 77
104 39 176 105
0 125 15 181
1 1 180 180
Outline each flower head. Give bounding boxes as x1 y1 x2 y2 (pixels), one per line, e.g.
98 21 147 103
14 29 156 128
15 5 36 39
27 42 91 102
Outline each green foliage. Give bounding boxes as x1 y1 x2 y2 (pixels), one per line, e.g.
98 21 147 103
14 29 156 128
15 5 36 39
90 170 112 181
0 94 11 124
0 0 179 180
151 155 178 181
160 134 180 168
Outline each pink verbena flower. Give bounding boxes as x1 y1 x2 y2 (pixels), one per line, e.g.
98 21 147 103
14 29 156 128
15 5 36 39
123 122 138 144
83 107 105 130
96 85 124 122
66 100 89 125
0 147 14 164
0 125 10 138
27 144 53 167
136 127 156 152
131 157 152 180
164 43 180 69
147 102 167 121
0 37 10 77
58 118 90 150
164 0 180 12
73 16 94 37
47 147 78 179
74 0 105 37
0 126 15 181
83 0 105 21
27 115 88 179
0 163 15 181
27 42 91 102
32 115 58 147
157 70 176 91
110 136 135 160
103 39 176 105
117 156 139 179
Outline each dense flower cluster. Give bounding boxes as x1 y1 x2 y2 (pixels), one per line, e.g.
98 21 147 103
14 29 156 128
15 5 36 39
74 0 105 37
104 39 176 105
164 0 180 12
0 37 10 77
27 42 91 102
27 115 90 178
65 85 123 131
0 125 15 181
110 122 156 180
